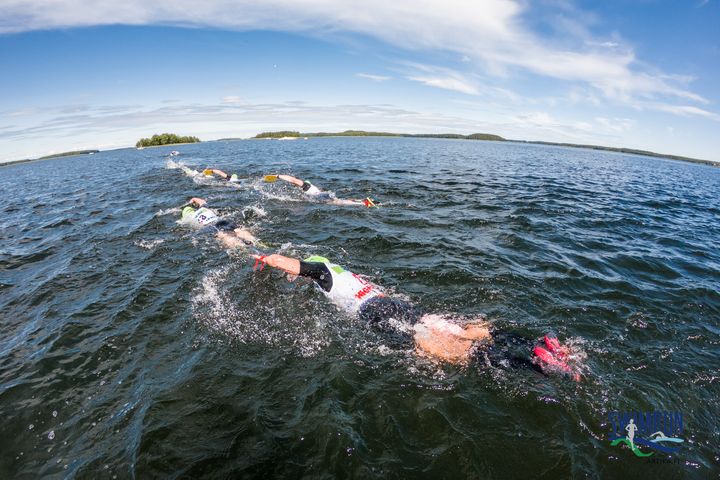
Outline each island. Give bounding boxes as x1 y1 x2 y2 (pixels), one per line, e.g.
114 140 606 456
39 149 99 160
136 133 200 148
253 130 505 141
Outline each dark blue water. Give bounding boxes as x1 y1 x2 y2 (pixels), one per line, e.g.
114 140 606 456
1 137 718 478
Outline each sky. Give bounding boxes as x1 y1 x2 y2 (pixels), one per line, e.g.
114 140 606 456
1 0 719 162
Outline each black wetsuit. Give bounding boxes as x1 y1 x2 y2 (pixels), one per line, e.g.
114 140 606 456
472 331 541 372
299 261 541 369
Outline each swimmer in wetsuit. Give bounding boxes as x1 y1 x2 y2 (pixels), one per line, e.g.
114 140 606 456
181 197 258 249
202 168 241 183
251 253 581 380
268 174 376 207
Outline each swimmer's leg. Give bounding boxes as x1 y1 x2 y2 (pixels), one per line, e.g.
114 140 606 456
232 227 257 245
216 228 257 249
328 199 362 206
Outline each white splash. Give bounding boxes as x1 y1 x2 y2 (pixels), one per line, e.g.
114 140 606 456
154 206 182 217
134 239 165 250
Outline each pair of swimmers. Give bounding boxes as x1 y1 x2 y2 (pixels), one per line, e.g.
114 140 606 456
179 194 581 381
181 161 377 207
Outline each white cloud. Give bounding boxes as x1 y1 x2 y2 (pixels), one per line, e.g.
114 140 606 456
651 104 720 121
402 63 481 95
595 117 635 133
406 75 478 95
355 73 391 82
221 95 246 104
587 41 619 48
0 0 708 109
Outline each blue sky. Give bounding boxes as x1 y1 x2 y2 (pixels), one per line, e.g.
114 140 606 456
1 0 719 162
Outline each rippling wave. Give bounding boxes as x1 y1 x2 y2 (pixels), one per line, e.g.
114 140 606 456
1 138 718 477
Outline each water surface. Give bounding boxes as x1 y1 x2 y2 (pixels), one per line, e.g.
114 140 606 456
1 137 718 477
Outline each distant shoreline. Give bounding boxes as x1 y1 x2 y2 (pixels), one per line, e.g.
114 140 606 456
250 130 718 167
510 140 718 167
2 133 718 168
1 149 99 167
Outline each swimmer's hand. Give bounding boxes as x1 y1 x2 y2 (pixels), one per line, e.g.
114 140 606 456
188 197 207 207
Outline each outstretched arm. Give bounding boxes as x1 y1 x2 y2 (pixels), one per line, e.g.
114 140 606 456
277 174 304 187
204 168 229 179
252 253 301 275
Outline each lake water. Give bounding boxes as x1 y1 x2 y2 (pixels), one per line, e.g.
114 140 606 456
1 137 718 477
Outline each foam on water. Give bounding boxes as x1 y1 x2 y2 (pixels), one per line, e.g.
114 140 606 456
133 239 166 250
190 265 332 356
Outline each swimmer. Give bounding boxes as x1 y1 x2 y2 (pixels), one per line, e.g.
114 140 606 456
251 253 581 380
202 168 241 183
265 174 377 207
181 197 258 249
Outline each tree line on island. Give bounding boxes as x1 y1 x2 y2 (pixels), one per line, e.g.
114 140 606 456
248 130 717 167
136 133 201 148
253 130 505 141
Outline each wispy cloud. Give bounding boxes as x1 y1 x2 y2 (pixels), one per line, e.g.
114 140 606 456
355 73 391 82
221 95 246 104
650 104 720 121
595 117 635 133
406 75 478 95
0 0 708 110
0 100 486 161
403 63 479 95
586 41 619 48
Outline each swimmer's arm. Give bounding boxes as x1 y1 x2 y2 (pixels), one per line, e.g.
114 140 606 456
277 175 304 187
253 254 301 275
252 254 332 290
209 169 229 179
331 198 364 206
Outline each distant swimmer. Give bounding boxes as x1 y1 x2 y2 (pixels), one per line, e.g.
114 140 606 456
264 174 377 207
250 253 581 380
181 197 258 249
202 168 241 183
